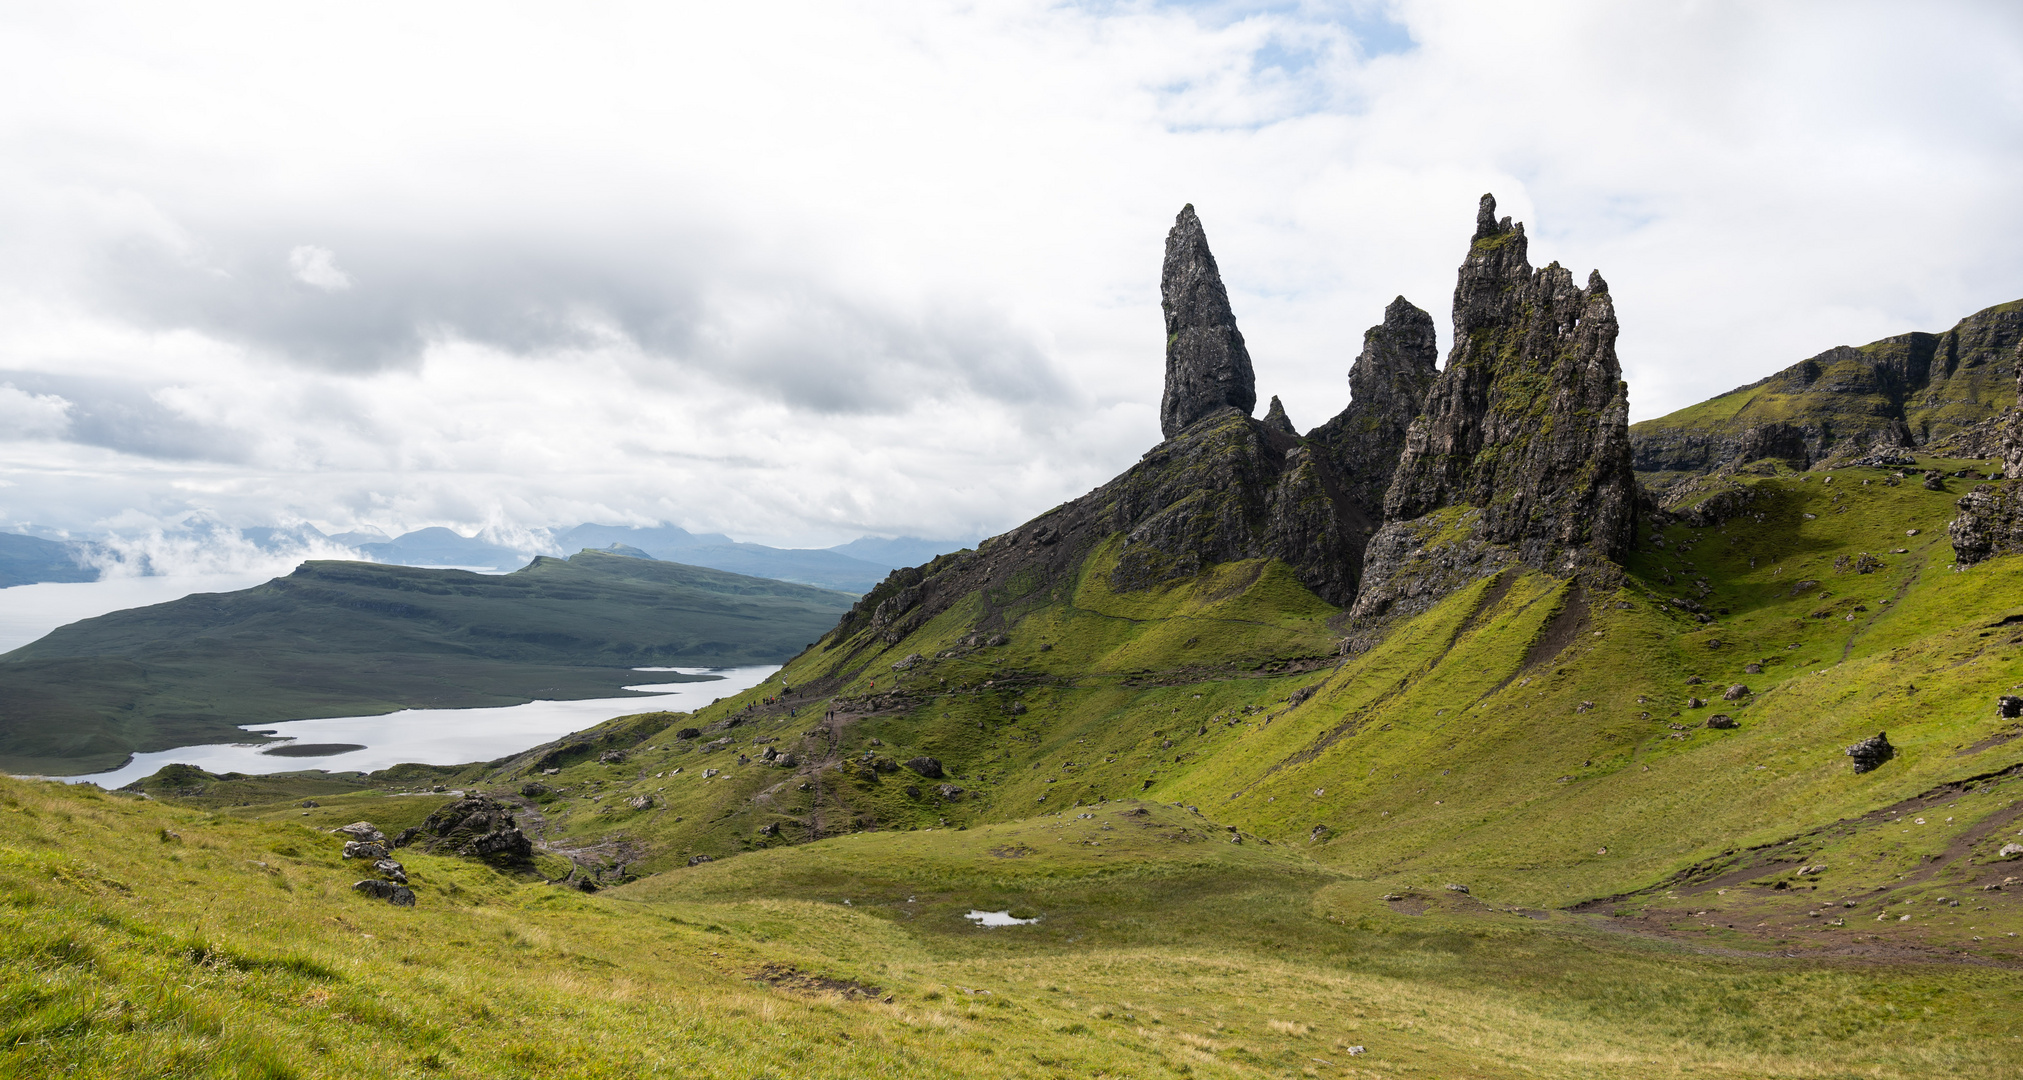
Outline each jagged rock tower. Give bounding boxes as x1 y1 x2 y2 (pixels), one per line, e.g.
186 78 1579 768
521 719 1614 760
1351 194 1637 628
1161 205 1257 437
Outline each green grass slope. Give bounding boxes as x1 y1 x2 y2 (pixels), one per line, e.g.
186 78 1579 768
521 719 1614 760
6 776 2021 1079
0 551 852 776
472 457 2023 965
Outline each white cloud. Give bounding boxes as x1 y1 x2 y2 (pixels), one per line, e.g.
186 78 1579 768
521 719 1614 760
0 0 2017 547
287 245 352 291
0 383 73 439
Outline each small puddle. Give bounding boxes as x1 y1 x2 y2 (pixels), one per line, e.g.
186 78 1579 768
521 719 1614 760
965 910 1038 927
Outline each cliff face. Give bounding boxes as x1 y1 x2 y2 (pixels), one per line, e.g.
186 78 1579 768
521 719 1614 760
1949 342 2023 566
1633 300 2023 476
1349 195 1636 627
1160 205 1257 438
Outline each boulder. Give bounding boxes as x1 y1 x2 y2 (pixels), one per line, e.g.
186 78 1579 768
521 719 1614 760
353 879 416 907
1743 663 1763 674
2000 843 2023 859
598 750 627 765
333 821 386 845
936 784 965 800
905 756 945 779
341 840 388 860
1846 731 1895 774
1705 714 1739 730
373 858 407 884
1723 684 1751 700
520 781 550 798
774 753 799 768
892 653 922 671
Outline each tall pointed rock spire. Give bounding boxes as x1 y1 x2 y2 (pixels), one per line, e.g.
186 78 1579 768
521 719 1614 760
1159 205 1256 438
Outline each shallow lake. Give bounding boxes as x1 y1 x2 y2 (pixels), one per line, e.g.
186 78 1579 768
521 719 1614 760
965 910 1039 927
67 665 781 789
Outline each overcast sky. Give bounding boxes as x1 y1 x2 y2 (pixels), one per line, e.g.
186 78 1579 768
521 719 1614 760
2 1 2020 550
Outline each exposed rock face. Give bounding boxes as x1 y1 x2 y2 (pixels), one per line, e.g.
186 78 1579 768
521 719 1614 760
1382 195 1635 567
1633 299 2023 475
1262 395 1296 436
1351 194 1635 628
1306 296 1440 525
1160 205 1256 438
1949 343 2023 565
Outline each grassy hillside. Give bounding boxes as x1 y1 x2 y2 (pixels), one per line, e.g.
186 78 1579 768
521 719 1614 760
461 457 2023 952
22 455 2023 1075
0 552 852 776
6 775 2021 1079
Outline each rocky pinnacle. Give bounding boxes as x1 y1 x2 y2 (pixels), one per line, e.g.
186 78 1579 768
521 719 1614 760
1160 205 1256 438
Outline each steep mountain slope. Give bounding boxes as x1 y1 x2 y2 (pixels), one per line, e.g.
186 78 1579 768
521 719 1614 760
0 551 852 775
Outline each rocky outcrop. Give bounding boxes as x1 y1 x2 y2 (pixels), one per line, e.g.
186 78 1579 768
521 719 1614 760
1351 195 1635 627
393 794 534 863
1633 299 2023 475
1262 395 1296 436
1160 205 1256 438
1949 343 2023 565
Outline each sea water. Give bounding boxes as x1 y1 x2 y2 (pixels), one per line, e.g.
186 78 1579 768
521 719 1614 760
64 665 781 788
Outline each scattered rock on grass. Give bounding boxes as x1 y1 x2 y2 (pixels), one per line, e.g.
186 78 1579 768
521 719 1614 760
1846 731 1895 774
334 822 386 844
1723 684 1751 700
905 756 945 779
353 879 416 907
341 840 388 860
1445 883 1469 894
1706 714 1739 729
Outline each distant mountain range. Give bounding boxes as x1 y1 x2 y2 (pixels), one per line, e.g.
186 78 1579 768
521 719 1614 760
0 522 972 594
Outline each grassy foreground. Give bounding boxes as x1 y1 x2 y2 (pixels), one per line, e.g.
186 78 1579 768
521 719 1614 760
5 775 2022 1080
